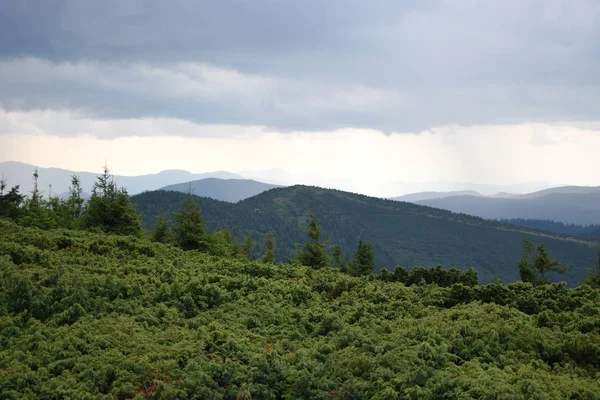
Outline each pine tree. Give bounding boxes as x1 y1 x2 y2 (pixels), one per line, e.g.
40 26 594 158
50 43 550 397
518 239 566 285
66 175 84 223
20 169 57 229
210 229 237 257
150 211 172 243
241 235 254 261
533 243 567 284
332 244 346 270
296 209 329 269
173 193 209 251
80 164 142 236
518 239 536 284
262 233 276 264
0 178 24 220
351 240 376 276
585 246 600 287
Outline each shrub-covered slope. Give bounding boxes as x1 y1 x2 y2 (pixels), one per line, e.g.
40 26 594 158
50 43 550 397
1 219 600 399
132 187 598 284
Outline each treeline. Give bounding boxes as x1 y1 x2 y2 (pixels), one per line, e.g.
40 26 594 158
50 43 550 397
502 218 600 240
3 167 600 287
0 166 140 234
0 167 381 277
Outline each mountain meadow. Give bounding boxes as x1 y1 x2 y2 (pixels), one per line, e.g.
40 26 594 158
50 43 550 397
1 168 600 399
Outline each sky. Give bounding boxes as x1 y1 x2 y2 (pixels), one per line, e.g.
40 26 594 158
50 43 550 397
1 0 599 194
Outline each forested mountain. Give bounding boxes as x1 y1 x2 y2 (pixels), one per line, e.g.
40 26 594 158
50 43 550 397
501 218 600 241
417 191 600 225
161 178 280 202
390 190 482 202
132 186 598 284
383 181 557 197
520 185 600 199
0 161 242 195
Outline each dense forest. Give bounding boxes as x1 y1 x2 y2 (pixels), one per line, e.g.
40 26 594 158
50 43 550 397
132 188 598 284
501 218 600 241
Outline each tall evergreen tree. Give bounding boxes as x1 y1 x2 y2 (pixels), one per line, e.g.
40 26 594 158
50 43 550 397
20 169 57 229
66 175 84 224
80 165 142 236
518 239 536 284
585 246 600 287
150 210 172 243
262 233 276 264
296 209 329 268
518 239 566 285
533 243 567 284
0 178 24 220
241 235 254 261
350 240 376 276
173 193 209 251
332 244 346 270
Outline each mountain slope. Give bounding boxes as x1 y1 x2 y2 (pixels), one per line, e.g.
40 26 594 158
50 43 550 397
0 161 242 195
390 190 482 202
132 186 598 284
418 191 600 225
161 178 280 202
520 185 600 199
2 219 599 398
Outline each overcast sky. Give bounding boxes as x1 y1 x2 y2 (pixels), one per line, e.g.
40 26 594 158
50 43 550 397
1 0 599 193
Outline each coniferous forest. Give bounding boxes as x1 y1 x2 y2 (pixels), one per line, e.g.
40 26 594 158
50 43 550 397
1 169 600 399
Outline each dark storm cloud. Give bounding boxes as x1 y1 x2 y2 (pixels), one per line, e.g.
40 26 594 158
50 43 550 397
1 0 599 135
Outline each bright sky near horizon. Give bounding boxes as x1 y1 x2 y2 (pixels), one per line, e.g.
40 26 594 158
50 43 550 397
1 1 599 191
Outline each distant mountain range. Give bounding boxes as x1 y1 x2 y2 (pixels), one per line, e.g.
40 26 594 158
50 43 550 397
412 186 600 225
391 190 483 202
382 181 560 197
161 178 280 203
0 161 243 196
132 186 598 285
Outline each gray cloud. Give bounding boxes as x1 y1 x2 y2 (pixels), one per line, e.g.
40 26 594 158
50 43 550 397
1 0 599 135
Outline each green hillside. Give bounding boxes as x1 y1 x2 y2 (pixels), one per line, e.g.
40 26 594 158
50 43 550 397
132 186 598 284
1 219 600 399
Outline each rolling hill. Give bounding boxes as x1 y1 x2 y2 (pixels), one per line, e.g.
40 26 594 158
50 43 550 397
132 186 598 285
390 190 482 202
161 178 280 202
417 190 600 225
0 161 242 195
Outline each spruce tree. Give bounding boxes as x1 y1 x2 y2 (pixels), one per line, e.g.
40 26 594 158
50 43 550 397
296 209 329 268
241 235 254 261
66 175 84 224
173 193 209 251
20 169 57 229
80 164 142 236
0 178 24 220
262 233 276 264
585 246 600 287
332 244 346 270
533 243 567 284
518 239 566 285
351 240 376 276
518 239 536 284
150 210 172 243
